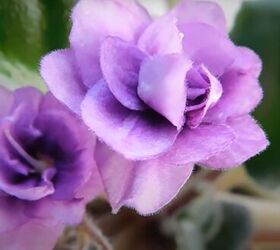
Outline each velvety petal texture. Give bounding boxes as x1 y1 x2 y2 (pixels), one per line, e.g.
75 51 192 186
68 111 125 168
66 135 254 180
81 80 178 160
70 0 151 87
201 115 269 169
138 15 183 55
95 142 194 214
204 71 263 122
0 86 102 248
0 221 64 250
171 0 227 34
40 49 86 114
163 124 235 165
100 37 146 110
179 23 236 76
138 54 191 128
40 0 268 215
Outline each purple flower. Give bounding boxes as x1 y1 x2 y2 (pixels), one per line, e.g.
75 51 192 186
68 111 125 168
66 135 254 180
40 0 269 214
0 86 102 249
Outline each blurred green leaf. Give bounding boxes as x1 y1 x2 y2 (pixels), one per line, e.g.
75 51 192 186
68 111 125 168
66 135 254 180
176 221 205 250
163 192 253 250
0 0 75 90
168 0 177 8
207 202 253 250
231 0 280 190
0 52 45 90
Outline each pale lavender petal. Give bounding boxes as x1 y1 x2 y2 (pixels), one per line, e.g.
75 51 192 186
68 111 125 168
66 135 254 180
179 23 236 76
172 0 227 34
40 49 86 114
10 87 42 130
39 92 66 113
231 47 262 78
138 14 183 55
204 71 263 122
81 79 178 160
0 178 55 201
163 124 235 164
138 54 191 129
186 65 223 128
0 198 28 233
70 0 151 87
27 198 85 225
95 142 194 215
0 221 63 250
7 88 43 148
201 115 269 169
12 87 42 112
100 37 146 110
74 166 104 203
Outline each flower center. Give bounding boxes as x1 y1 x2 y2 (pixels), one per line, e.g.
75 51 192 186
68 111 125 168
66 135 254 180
186 65 210 111
3 128 54 174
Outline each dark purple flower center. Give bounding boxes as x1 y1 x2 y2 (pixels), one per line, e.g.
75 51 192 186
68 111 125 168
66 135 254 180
4 128 54 175
2 126 60 194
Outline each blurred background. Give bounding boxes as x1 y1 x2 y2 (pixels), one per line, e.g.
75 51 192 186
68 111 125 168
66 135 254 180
0 0 280 249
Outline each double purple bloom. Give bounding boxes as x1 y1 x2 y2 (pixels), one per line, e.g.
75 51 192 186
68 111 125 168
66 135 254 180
0 87 102 249
41 0 268 214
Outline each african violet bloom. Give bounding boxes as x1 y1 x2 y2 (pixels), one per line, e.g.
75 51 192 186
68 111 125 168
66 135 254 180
0 86 102 249
41 0 269 214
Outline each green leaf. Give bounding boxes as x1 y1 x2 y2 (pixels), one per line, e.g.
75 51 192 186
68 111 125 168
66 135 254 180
176 221 205 250
231 0 280 190
0 0 75 90
0 52 45 91
163 193 253 250
207 202 253 250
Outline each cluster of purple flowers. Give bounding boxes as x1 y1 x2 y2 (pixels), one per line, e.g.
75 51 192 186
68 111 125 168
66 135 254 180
0 0 268 249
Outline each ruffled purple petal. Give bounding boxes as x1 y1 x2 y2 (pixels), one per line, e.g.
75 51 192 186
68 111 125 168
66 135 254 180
40 49 86 114
10 87 42 134
204 71 263 122
12 87 42 112
27 197 86 225
100 37 146 110
138 54 191 129
0 197 63 248
138 14 183 55
0 221 63 250
179 23 236 76
70 0 151 87
171 0 227 34
163 123 235 164
0 176 55 201
231 47 262 78
0 197 29 233
0 86 13 118
95 141 194 215
40 95 104 200
201 115 269 169
81 79 178 160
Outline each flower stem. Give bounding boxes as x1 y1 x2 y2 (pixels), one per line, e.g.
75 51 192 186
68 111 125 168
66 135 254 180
80 215 113 250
